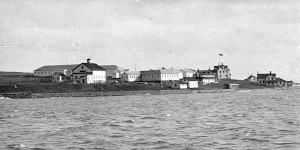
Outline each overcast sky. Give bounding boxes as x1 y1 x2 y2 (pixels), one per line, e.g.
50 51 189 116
0 0 299 82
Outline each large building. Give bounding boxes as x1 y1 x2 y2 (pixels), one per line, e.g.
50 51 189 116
72 59 106 84
34 64 78 77
141 68 181 82
213 63 231 81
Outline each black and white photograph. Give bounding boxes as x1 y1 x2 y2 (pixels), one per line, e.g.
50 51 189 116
0 0 299 149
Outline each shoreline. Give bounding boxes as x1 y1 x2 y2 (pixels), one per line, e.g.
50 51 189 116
1 89 237 99
1 88 297 99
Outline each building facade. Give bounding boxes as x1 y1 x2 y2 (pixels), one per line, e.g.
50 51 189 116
245 74 257 82
72 59 106 84
213 63 231 81
141 69 181 82
183 77 199 88
51 72 67 82
257 72 277 86
195 69 217 84
100 65 126 79
121 71 141 82
34 64 78 77
180 69 195 77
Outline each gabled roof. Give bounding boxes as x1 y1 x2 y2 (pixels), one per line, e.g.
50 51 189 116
257 73 276 79
276 77 286 82
246 74 256 79
52 72 66 77
73 63 105 71
213 64 230 71
100 65 118 70
34 64 78 71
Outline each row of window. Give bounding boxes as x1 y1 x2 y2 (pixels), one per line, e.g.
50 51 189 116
219 70 229 74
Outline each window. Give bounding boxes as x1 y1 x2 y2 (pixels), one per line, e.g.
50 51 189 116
75 76 77 79
82 66 84 69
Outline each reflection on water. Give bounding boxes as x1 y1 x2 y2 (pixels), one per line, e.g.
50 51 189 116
1 90 300 150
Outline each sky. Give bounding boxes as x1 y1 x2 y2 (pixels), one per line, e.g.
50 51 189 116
0 0 299 82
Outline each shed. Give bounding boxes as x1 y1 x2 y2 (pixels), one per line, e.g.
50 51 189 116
224 83 239 89
171 81 188 89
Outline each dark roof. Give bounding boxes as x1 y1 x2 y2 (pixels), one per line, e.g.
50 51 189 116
213 65 230 71
100 65 118 70
276 77 286 82
257 73 276 79
83 63 105 71
52 72 66 77
183 77 198 81
176 81 187 84
73 63 105 71
35 64 78 71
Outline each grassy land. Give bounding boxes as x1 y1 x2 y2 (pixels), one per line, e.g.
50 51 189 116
0 77 271 94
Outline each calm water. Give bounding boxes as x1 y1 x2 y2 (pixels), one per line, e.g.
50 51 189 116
1 90 300 150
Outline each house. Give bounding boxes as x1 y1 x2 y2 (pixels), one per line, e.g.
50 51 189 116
257 71 277 86
212 63 231 81
183 77 199 88
121 71 141 82
34 64 78 77
195 69 217 84
72 59 106 84
180 69 195 77
171 81 188 89
52 72 67 82
245 74 257 82
100 65 126 79
276 77 293 87
141 68 181 83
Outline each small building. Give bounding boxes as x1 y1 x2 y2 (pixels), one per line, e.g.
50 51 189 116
195 69 217 84
52 72 67 82
180 69 195 77
171 81 188 89
224 83 239 89
245 74 257 82
100 65 126 79
72 59 106 84
121 71 141 82
276 77 294 87
183 77 199 88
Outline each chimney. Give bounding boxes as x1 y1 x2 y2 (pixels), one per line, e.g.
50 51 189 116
270 71 271 75
87 58 91 64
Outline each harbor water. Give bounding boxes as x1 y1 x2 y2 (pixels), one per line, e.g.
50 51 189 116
0 89 299 150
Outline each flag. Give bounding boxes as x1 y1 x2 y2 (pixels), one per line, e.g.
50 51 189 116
219 53 226 56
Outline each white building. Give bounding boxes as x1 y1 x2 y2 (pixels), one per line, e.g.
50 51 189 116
100 65 126 79
34 64 78 77
72 59 106 84
183 77 199 88
171 81 188 89
141 68 181 82
180 69 195 77
121 71 141 82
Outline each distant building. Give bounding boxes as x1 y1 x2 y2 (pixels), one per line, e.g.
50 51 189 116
180 69 195 77
72 59 106 84
194 69 217 84
224 83 239 89
213 63 231 81
245 74 257 82
171 81 188 89
141 68 181 82
276 77 293 87
100 65 126 79
121 71 141 82
34 64 78 77
52 72 67 82
257 71 277 86
183 77 199 88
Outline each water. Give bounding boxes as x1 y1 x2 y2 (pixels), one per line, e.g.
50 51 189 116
1 90 299 150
